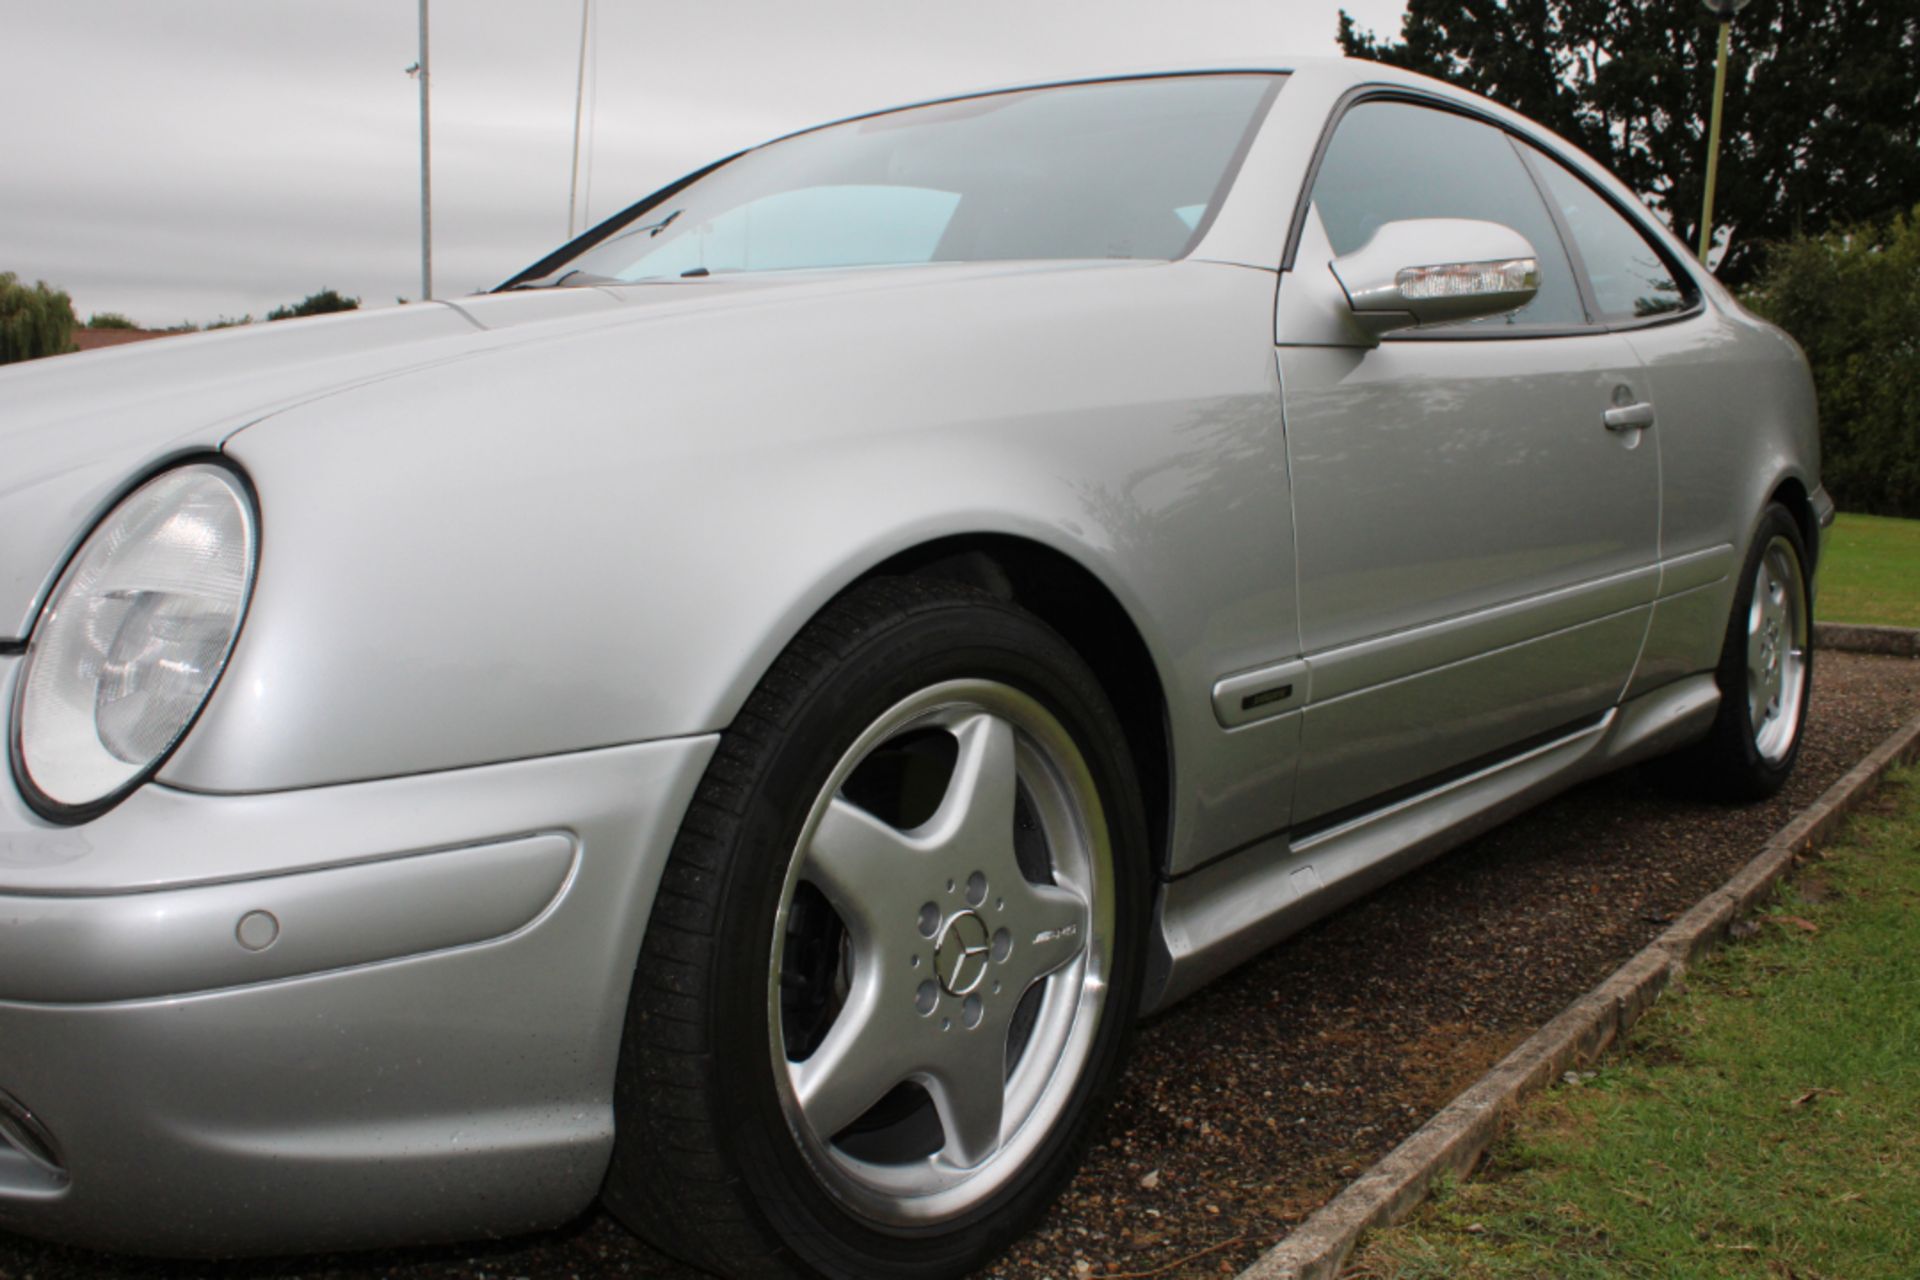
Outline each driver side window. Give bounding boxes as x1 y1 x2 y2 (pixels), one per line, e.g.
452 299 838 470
1310 101 1587 331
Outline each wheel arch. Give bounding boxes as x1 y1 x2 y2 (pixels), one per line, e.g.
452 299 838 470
861 534 1175 878
1767 475 1820 571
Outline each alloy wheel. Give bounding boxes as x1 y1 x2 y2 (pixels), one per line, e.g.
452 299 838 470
767 678 1115 1227
1746 534 1809 764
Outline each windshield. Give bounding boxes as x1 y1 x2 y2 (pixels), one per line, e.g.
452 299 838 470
518 74 1278 287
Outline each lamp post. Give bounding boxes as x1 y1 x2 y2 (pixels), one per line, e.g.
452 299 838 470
568 0 592 239
1697 0 1752 267
406 0 434 301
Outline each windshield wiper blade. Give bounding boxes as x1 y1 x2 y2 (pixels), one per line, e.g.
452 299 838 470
508 268 622 290
592 208 683 254
507 210 687 290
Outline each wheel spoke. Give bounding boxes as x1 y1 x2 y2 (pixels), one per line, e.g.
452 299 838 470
917 713 1019 867
805 797 927 936
1747 616 1769 675
995 882 1091 997
791 971 922 1140
923 1020 1012 1168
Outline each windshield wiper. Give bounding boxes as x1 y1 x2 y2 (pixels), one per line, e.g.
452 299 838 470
507 210 688 290
592 208 683 253
507 267 622 290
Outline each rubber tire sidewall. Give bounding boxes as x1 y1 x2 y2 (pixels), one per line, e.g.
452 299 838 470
616 581 1149 1280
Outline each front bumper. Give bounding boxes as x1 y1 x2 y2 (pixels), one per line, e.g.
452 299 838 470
0 652 715 1255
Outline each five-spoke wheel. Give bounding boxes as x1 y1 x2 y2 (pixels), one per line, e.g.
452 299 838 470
605 578 1145 1280
772 682 1113 1223
1659 503 1814 800
1746 535 1808 764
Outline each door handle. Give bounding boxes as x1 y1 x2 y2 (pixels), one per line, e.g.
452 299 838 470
1603 401 1656 432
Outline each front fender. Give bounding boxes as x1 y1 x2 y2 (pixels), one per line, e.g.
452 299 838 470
161 261 1296 826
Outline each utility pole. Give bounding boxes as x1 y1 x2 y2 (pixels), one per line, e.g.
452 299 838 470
416 0 434 300
568 0 591 239
1697 0 1752 268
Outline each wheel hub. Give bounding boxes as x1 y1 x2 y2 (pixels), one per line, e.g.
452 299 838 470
931 906 994 998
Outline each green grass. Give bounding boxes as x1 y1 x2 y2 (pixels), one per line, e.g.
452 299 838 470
1817 512 1920 627
1346 766 1920 1280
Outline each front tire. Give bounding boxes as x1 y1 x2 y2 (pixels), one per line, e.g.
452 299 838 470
604 577 1148 1279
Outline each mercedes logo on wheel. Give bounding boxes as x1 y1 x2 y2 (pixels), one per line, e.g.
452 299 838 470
934 910 993 997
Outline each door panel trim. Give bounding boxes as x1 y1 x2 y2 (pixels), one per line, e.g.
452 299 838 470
1273 546 1730 709
1304 562 1659 704
1659 542 1736 596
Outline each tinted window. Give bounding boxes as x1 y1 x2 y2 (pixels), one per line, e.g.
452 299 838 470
544 75 1276 284
1310 102 1586 330
1526 148 1691 321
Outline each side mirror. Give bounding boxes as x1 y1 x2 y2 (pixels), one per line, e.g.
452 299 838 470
1329 219 1541 335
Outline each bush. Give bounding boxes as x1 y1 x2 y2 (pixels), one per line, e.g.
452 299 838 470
0 272 77 363
1745 207 1920 518
85 312 138 330
266 288 359 321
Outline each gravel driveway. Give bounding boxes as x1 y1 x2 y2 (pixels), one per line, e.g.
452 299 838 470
6 651 1916 1280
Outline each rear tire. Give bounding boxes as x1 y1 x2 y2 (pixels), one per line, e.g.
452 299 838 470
1657 503 1813 801
603 577 1148 1279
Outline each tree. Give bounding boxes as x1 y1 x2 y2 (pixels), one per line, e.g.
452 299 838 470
1743 206 1920 516
85 312 138 330
0 272 77 363
266 288 360 321
1339 0 1920 284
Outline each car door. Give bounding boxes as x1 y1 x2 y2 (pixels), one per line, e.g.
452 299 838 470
1276 98 1661 824
1514 140 1740 700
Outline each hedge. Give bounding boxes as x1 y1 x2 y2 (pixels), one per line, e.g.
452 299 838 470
1745 206 1920 518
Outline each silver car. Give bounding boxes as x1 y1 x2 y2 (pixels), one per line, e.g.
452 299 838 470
0 56 1823 1279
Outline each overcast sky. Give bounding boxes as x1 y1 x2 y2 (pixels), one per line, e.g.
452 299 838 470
3 0 1409 327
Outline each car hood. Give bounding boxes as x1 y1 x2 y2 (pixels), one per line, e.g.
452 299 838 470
0 263 1109 640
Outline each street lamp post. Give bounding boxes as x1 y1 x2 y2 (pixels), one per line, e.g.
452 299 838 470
410 0 433 301
416 0 435 301
1697 0 1752 267
568 0 592 239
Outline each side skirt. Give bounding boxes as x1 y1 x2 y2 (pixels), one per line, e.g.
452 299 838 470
1139 672 1721 1014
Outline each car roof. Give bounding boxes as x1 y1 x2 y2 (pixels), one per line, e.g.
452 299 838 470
757 56 1437 147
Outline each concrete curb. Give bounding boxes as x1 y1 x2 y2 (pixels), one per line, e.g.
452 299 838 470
1815 621 1920 657
1238 706 1920 1280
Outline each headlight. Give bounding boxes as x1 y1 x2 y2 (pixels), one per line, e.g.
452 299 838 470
11 462 257 819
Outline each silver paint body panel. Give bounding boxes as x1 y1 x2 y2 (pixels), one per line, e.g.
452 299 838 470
0 56 1821 1253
